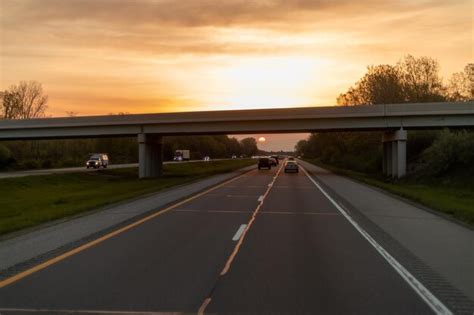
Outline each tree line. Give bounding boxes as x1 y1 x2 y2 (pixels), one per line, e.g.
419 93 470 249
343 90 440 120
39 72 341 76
0 82 259 170
295 55 473 177
0 136 258 170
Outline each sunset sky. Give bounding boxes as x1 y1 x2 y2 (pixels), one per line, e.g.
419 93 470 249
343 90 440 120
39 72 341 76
0 0 472 150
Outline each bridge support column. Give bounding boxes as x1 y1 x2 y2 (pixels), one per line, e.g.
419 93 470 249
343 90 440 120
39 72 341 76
138 133 163 178
382 129 407 178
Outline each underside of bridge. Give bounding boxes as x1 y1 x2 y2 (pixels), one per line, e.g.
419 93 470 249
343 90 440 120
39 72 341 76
137 128 409 179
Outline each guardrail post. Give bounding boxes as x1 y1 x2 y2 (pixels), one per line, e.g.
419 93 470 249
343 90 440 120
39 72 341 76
382 129 407 178
138 133 163 178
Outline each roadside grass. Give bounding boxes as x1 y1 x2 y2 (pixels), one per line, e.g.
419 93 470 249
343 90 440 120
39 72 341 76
0 159 256 236
304 159 474 226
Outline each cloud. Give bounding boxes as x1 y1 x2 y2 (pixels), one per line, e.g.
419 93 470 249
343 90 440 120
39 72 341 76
3 0 373 28
1 0 471 120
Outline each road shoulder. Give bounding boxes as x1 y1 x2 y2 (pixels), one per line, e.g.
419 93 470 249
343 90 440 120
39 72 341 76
299 159 474 311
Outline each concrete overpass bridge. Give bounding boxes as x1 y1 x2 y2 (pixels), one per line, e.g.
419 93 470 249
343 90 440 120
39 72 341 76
0 101 473 178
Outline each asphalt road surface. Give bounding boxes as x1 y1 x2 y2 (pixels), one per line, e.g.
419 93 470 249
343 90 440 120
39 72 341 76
0 159 226 179
0 162 439 314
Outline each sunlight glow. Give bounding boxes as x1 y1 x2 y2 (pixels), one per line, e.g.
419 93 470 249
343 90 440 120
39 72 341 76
208 57 325 110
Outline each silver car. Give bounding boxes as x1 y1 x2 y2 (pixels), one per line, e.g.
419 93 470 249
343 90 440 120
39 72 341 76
284 160 299 173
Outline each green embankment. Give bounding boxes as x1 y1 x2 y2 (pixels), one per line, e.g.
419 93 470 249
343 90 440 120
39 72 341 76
0 159 255 236
304 159 474 226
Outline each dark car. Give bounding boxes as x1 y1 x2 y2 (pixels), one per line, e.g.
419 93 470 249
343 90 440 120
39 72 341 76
271 155 279 164
86 153 109 169
258 157 271 170
269 157 278 166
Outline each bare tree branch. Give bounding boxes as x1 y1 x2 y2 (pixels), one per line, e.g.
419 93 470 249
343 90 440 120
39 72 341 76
2 81 48 119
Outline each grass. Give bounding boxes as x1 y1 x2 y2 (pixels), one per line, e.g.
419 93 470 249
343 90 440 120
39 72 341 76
304 159 474 226
0 159 256 236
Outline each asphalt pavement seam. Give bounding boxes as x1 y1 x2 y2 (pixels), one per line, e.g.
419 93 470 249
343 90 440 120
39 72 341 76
301 166 453 315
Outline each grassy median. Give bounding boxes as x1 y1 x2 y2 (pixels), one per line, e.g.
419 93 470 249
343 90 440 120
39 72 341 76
0 159 256 236
304 159 474 226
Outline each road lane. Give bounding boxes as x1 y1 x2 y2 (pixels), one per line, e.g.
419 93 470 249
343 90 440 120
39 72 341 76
205 165 434 314
0 162 440 314
0 167 277 313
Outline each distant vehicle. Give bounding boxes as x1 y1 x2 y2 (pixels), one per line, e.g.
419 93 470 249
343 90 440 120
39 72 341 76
297 155 301 159
284 160 299 173
86 153 109 169
203 156 210 161
258 157 271 170
271 155 279 164
232 155 237 159
174 149 190 161
269 157 278 166
288 156 295 161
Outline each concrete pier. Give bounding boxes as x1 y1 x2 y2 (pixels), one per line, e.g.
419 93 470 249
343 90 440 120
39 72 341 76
382 129 407 178
138 133 163 178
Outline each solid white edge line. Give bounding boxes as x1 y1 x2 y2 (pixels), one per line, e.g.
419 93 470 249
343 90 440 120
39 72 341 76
232 224 247 241
301 166 452 315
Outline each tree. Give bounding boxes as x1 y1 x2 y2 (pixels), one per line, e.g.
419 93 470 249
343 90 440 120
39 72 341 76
396 55 445 102
294 139 308 156
337 55 446 106
337 65 403 105
2 81 48 119
447 64 474 101
240 137 258 157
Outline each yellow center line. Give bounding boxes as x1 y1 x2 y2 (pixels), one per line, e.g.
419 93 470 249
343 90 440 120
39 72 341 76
219 165 283 276
0 169 256 289
198 163 285 315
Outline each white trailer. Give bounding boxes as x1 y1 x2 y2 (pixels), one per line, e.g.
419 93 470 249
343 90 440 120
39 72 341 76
174 149 190 161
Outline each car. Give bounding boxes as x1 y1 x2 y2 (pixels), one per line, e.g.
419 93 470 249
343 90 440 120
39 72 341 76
86 153 109 169
173 156 183 161
288 156 295 161
203 156 210 161
258 157 271 170
271 155 279 164
232 155 237 159
284 160 299 173
269 157 278 166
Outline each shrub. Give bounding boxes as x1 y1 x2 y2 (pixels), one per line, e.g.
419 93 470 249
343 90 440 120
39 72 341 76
23 160 41 170
0 145 12 169
42 160 53 169
423 130 474 175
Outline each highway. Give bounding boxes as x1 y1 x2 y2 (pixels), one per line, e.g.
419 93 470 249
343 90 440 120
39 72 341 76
0 159 225 179
0 160 444 314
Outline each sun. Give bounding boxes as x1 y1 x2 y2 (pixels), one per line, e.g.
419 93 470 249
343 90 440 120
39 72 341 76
258 137 266 142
